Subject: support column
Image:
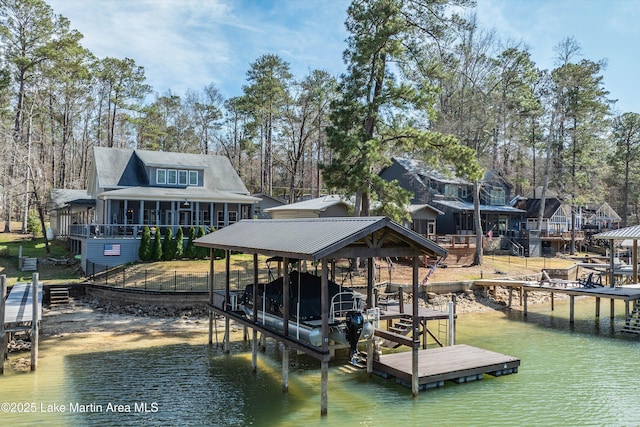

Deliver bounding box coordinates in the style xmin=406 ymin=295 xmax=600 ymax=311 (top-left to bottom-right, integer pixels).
xmin=321 ymin=259 xmax=329 ymax=417
xmin=31 ymin=273 xmax=39 ymax=371
xmin=224 ymin=250 xmax=230 ymax=353
xmin=208 ymin=248 xmax=214 ymax=345
xmin=139 ymin=200 xmax=144 ymax=225
xmin=0 ymin=275 xmax=6 ymax=375
xmin=569 ymin=295 xmax=575 ymax=323
xmin=551 ymin=292 xmax=554 ymax=311
xmin=523 ymin=290 xmax=528 ymax=316
xmin=412 ymin=256 xmax=419 ymax=398
xmin=610 ymin=299 xmax=615 ymax=319
xmin=282 ymin=257 xmax=289 ymax=393
xmin=282 ymin=344 xmax=289 ymax=392
xmin=596 ymin=297 xmax=601 ymax=317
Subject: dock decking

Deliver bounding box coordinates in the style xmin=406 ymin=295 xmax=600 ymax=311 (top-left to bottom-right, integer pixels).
xmin=4 ymin=282 xmax=43 ymax=328
xmin=373 ymin=344 xmax=520 ymax=390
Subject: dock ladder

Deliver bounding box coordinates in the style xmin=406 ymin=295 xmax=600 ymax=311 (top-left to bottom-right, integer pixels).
xmin=622 ymin=303 xmax=640 ymax=334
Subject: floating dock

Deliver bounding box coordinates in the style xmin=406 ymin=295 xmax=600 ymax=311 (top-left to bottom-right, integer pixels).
xmin=374 ymin=344 xmax=520 ymax=390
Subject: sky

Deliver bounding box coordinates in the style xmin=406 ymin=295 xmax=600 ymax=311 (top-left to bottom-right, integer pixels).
xmin=45 ymin=0 xmax=640 ymax=114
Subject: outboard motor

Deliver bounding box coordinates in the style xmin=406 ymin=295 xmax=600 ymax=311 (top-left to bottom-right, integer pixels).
xmin=345 ymin=311 xmax=364 ymax=364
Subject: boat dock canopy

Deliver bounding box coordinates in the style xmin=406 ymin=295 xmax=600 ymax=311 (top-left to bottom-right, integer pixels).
xmin=194 ymin=216 xmax=447 ymax=261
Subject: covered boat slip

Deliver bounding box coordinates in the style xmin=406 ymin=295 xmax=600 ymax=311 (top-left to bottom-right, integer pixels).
xmin=1 ymin=274 xmax=43 ymax=374
xmin=195 ymin=217 xmax=520 ymax=416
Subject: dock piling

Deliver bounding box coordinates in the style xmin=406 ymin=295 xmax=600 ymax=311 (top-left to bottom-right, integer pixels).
xmin=31 ymin=272 xmax=39 ymax=371
xmin=1 ymin=274 xmax=6 ymax=375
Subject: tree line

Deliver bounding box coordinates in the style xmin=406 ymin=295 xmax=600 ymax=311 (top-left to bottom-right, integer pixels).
xmin=1 ymin=0 xmax=639 ymax=245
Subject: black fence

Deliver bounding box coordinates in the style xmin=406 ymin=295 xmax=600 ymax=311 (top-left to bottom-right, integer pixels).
xmin=86 ymin=260 xmax=382 ymax=293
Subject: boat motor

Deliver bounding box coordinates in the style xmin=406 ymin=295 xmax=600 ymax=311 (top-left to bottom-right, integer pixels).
xmin=345 ymin=310 xmax=364 ymax=363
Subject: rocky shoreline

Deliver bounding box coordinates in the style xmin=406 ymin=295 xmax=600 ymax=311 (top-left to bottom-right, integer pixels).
xmin=5 ymin=287 xmax=562 ymax=353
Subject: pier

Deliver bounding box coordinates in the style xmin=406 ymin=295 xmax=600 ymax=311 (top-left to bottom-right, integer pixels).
xmin=1 ymin=273 xmax=43 ymax=374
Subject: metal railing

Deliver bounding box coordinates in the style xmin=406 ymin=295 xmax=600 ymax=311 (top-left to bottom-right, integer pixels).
xmin=69 ymin=224 xmax=213 ymax=239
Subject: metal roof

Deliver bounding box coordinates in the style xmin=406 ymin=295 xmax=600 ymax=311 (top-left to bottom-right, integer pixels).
xmin=264 ymin=195 xmax=350 ymax=212
xmin=99 ymin=186 xmax=260 ymax=204
xmin=594 ymin=225 xmax=640 ymax=240
xmin=432 ymin=200 xmax=526 ymax=214
xmin=194 ymin=216 xmax=447 ymax=261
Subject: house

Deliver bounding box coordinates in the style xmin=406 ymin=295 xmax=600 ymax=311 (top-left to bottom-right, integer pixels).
xmin=264 ymin=195 xmax=351 ymax=219
xmin=251 ymin=192 xmax=287 ymax=219
xmin=406 ymin=204 xmax=443 ymax=238
xmin=379 ymin=157 xmax=525 ymax=237
xmin=50 ymin=146 xmax=260 ymax=271
xmin=582 ymin=202 xmax=621 ymax=230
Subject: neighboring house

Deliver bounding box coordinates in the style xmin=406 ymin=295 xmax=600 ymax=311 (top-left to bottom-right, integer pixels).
xmin=50 ymin=146 xmax=260 ymax=271
xmin=582 ymin=202 xmax=621 ymax=230
xmin=407 ymin=204 xmax=443 ymax=238
xmin=49 ymin=189 xmax=95 ymax=237
xmin=379 ymin=157 xmax=525 ymax=236
xmin=265 ymin=195 xmax=351 ymax=219
xmin=251 ymin=192 xmax=287 ymax=219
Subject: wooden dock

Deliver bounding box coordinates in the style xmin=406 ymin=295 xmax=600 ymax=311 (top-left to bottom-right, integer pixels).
xmin=373 ymin=344 xmax=520 ymax=390
xmin=1 ymin=274 xmax=43 ymax=374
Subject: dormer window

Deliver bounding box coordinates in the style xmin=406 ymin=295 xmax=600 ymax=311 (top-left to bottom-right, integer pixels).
xmin=189 ymin=170 xmax=198 ymax=185
xmin=167 ymin=169 xmax=177 ymax=185
xmin=155 ymin=168 xmax=200 ymax=186
xmin=178 ymin=170 xmax=188 ymax=185
xmin=156 ymin=169 xmax=166 ymax=184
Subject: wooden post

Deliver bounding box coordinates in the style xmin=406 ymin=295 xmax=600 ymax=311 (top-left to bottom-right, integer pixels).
xmin=411 ymin=257 xmax=419 ymax=398
xmin=508 ymin=287 xmax=513 ymax=308
xmin=282 ymin=343 xmax=289 ymax=392
xmin=448 ymin=301 xmax=455 ymax=346
xmin=399 ymin=287 xmax=404 ymax=314
xmin=569 ymin=295 xmax=575 ymax=323
xmin=519 ymin=287 xmax=523 ymax=306
xmin=523 ymin=290 xmax=528 ymax=317
xmin=625 ymin=300 xmax=630 ymax=319
xmin=31 ymin=272 xmax=39 ymax=371
xmin=610 ymin=299 xmax=615 ymax=319
xmin=609 ymin=239 xmax=615 ymax=287
xmin=208 ymin=248 xmax=214 ymax=345
xmin=321 ymin=259 xmax=329 ymax=417
xmin=224 ymin=250 xmax=230 ymax=353
xmin=252 ymin=329 xmax=258 ymax=372
xmin=595 ymin=297 xmax=601 ymax=317
xmin=634 ymin=240 xmax=638 ymax=284
xmin=0 ymin=275 xmax=6 ymax=375
xmin=551 ymin=292 xmax=554 ymax=311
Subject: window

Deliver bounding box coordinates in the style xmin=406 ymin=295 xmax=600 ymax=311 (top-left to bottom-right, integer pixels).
xmin=228 ymin=211 xmax=238 ymax=224
xmin=178 ymin=170 xmax=188 ymax=185
xmin=444 ymin=184 xmax=458 ymax=197
xmin=188 ymin=170 xmax=198 ymax=186
xmin=156 ymin=169 xmax=166 ymax=184
xmin=167 ymin=169 xmax=177 ymax=185
xmin=490 ymin=188 xmax=505 ymax=205
xmin=217 ymin=211 xmax=225 ymax=229
xmin=459 ymin=186 xmax=468 ymax=198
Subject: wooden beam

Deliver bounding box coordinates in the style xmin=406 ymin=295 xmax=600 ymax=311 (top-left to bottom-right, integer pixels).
xmin=208 ymin=248 xmax=214 ymax=345
xmin=0 ymin=274 xmax=5 ymax=375
xmin=224 ymin=250 xmax=230 ymax=353
xmin=321 ymin=259 xmax=329 ymax=417
xmin=330 ymin=246 xmax=424 ymax=260
xmin=31 ymin=273 xmax=39 ymax=371
xmin=412 ymin=256 xmax=419 ymax=398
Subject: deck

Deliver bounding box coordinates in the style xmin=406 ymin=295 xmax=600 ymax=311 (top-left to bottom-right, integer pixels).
xmin=4 ymin=282 xmax=43 ymax=329
xmin=373 ymin=344 xmax=520 ymax=390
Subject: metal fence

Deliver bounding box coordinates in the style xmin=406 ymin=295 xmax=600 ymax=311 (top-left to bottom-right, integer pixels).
xmin=86 ymin=260 xmax=382 ymax=293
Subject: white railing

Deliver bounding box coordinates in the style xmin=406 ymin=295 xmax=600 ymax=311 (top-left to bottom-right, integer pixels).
xmin=68 ymin=223 xmax=214 ymax=239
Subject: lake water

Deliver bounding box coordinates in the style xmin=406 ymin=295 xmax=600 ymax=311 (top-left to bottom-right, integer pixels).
xmin=2 ymin=297 xmax=640 ymax=426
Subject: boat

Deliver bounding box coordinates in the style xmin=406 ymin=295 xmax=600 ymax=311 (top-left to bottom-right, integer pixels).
xmin=239 ymin=270 xmax=375 ymax=363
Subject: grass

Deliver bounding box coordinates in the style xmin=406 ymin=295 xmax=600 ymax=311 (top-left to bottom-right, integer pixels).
xmin=0 ymin=231 xmax=83 ymax=286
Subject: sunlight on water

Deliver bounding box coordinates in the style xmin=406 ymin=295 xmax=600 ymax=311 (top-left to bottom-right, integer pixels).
xmin=2 ymin=297 xmax=640 ymax=426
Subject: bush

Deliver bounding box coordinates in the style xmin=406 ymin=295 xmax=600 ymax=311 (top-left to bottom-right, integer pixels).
xmin=185 ymin=227 xmax=197 ymax=259
xmin=139 ymin=226 xmax=152 ymax=261
xmin=162 ymin=228 xmax=175 ymax=260
xmin=152 ymin=230 xmax=163 ymax=261
xmin=27 ymin=210 xmax=42 ymax=238
xmin=175 ymin=227 xmax=184 ymax=259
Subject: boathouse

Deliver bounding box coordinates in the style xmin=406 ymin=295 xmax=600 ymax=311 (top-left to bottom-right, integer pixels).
xmin=194 ymin=216 xmax=448 ymax=415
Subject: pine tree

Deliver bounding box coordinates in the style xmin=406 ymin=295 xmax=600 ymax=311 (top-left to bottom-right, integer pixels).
xmin=138 ymin=225 xmax=151 ymax=261
xmin=152 ymin=229 xmax=162 ymax=261
xmin=175 ymin=227 xmax=184 ymax=259
xmin=162 ymin=228 xmax=175 ymax=260
xmin=185 ymin=226 xmax=197 ymax=258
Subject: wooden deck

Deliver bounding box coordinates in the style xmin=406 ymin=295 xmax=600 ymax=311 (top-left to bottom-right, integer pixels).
xmin=373 ymin=344 xmax=520 ymax=390
xmin=4 ymin=282 xmax=43 ymax=328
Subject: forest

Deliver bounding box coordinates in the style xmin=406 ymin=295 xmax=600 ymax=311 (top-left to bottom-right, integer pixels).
xmin=1 ymin=0 xmax=639 ymax=235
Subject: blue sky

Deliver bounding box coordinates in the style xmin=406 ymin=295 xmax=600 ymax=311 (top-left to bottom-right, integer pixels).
xmin=46 ymin=0 xmax=640 ymax=114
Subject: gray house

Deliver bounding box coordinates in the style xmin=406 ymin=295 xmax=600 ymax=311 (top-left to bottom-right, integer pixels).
xmin=379 ymin=157 xmax=525 ymax=236
xmin=51 ymin=146 xmax=260 ymax=271
xmin=264 ymin=195 xmax=351 ymax=219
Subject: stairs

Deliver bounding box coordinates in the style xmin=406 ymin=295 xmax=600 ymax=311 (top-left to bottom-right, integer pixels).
xmin=383 ymin=319 xmax=415 ymax=348
xmin=622 ymin=304 xmax=640 ymax=334
xmin=49 ymin=286 xmax=70 ymax=306
xmin=20 ymin=257 xmax=37 ymax=271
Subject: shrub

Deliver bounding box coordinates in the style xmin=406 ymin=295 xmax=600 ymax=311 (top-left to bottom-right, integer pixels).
xmin=27 ymin=210 xmax=42 ymax=238
xmin=139 ymin=226 xmax=152 ymax=261
xmin=175 ymin=227 xmax=184 ymax=259
xmin=162 ymin=228 xmax=175 ymax=260
xmin=152 ymin=230 xmax=163 ymax=261
xmin=185 ymin=227 xmax=197 ymax=259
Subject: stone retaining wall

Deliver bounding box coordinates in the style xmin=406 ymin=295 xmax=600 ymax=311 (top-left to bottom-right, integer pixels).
xmin=86 ymin=285 xmax=208 ymax=309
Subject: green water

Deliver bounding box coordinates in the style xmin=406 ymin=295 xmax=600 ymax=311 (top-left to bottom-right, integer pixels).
xmin=2 ymin=298 xmax=640 ymax=426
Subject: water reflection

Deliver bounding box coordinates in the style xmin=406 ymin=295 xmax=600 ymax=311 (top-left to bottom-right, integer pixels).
xmin=2 ymin=297 xmax=640 ymax=426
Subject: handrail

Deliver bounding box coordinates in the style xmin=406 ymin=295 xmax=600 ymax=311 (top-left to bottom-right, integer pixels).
xmin=329 ymin=291 xmax=364 ymax=322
